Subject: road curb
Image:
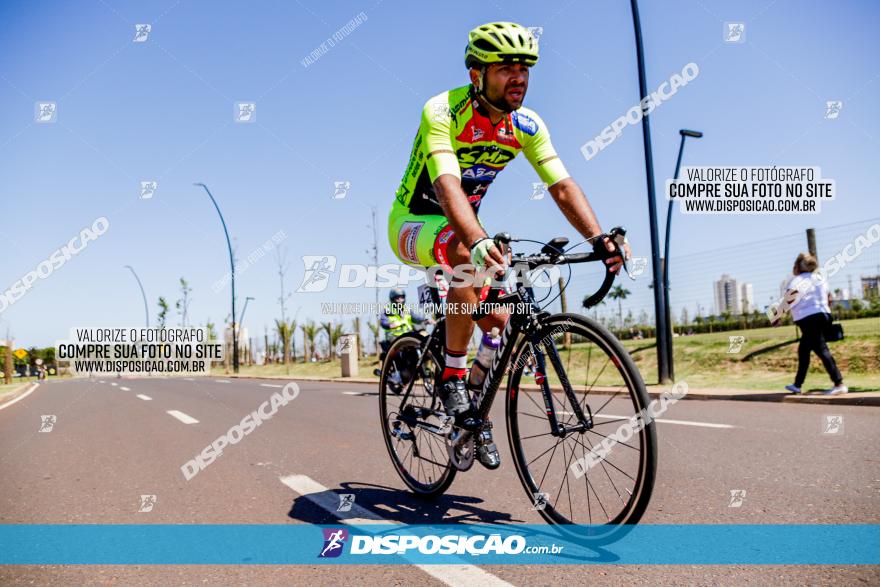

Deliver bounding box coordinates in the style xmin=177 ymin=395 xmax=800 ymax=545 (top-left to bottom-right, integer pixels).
xmin=0 ymin=382 xmax=40 ymax=411
xmin=225 ymin=374 xmax=880 ymax=406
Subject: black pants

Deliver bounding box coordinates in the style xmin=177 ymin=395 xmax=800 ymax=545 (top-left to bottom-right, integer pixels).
xmin=794 ymin=312 xmax=842 ymax=387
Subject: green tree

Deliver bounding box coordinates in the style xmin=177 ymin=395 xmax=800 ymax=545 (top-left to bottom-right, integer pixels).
xmin=274 ymin=319 xmax=296 ymax=364
xmin=301 ymin=321 xmax=318 ymax=362
xmin=175 ymin=278 xmax=192 ymax=327
xmin=157 ymin=297 xmax=170 ymax=328
xmin=367 ymin=321 xmax=380 ymax=357
xmin=205 ymin=319 xmax=217 ymax=342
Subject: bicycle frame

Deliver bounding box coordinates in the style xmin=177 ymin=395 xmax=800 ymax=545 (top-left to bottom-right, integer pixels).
xmin=473 ymin=283 xmax=594 ymax=438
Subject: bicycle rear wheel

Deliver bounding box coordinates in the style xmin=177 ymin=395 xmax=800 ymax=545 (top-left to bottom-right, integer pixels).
xmin=379 ymin=332 xmax=456 ymax=496
xmin=506 ymin=313 xmax=656 ymax=526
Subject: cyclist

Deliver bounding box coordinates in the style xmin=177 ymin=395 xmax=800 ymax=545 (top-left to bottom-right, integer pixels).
xmin=379 ymin=288 xmax=427 ymax=354
xmin=388 ymin=22 xmax=628 ymax=470
xmin=380 ymin=288 xmax=427 ymax=392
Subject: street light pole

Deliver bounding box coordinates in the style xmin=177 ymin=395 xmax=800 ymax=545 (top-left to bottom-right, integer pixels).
xmin=240 ymin=296 xmax=255 ymax=328
xmin=240 ymin=296 xmax=254 ymax=367
xmin=124 ymin=265 xmax=150 ymax=327
xmin=629 ymin=0 xmax=671 ymax=384
xmin=663 ymin=129 xmax=703 ymax=380
xmin=194 ymin=183 xmax=239 ymax=373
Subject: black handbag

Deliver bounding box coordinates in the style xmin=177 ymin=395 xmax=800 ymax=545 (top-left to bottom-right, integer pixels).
xmin=824 ymin=318 xmax=844 ymax=342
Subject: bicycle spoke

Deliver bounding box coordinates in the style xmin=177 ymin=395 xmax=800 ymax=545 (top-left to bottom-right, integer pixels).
xmin=526 ymin=437 xmax=563 ymax=468
xmin=586 ymin=428 xmax=641 ymax=451
xmin=574 ymin=434 xmax=636 ymax=483
xmin=536 ymin=438 xmax=562 ymax=492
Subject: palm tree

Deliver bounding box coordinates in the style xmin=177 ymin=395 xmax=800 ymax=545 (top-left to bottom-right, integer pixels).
xmin=367 ymin=321 xmax=380 ymax=358
xmin=301 ymin=321 xmax=318 ymax=362
xmin=320 ymin=321 xmax=333 ymax=360
xmin=720 ymin=310 xmax=732 ymax=326
xmin=274 ymin=319 xmax=296 ymax=364
xmin=331 ymin=323 xmax=344 ymax=359
xmin=608 ymin=285 xmax=631 ymax=329
xmin=156 ymin=297 xmax=170 ymax=328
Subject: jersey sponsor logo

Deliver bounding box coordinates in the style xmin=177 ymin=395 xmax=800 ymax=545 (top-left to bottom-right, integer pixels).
xmin=433 ymin=225 xmax=455 ymax=267
xmin=461 ymin=166 xmax=499 ymax=180
xmin=456 ymin=145 xmax=517 ymax=167
xmin=451 ymin=91 xmax=470 ymax=117
xmin=472 ymin=127 xmax=485 ymax=141
xmin=495 ymin=123 xmax=521 ymax=147
xmin=398 ymin=221 xmax=423 ymax=264
xmin=512 ymin=111 xmax=538 ymax=136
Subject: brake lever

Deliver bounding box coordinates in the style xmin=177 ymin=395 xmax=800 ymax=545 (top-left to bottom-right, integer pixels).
xmin=608 ymin=227 xmax=636 ymax=281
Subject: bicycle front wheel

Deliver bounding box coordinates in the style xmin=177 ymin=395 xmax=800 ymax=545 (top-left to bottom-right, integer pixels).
xmin=506 ymin=313 xmax=657 ymax=526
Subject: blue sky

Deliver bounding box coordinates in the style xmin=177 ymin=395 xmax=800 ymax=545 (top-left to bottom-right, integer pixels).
xmin=1 ymin=0 xmax=878 ymax=347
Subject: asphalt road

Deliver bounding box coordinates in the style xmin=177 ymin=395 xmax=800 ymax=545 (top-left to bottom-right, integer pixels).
xmin=0 ymin=377 xmax=877 ymax=586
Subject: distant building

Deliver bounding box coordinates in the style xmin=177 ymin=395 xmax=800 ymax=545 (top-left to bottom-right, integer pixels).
xmin=862 ymin=275 xmax=880 ymax=299
xmin=714 ymin=274 xmax=740 ymax=315
xmin=740 ymin=283 xmax=754 ymax=314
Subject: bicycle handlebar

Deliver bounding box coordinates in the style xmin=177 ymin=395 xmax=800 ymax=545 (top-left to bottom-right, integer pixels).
xmin=470 ymin=227 xmax=628 ymax=320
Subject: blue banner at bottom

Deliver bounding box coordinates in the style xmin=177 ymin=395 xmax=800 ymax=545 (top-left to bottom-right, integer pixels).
xmin=0 ymin=524 xmax=877 ymax=565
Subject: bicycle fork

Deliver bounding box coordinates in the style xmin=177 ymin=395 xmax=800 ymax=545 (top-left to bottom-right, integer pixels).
xmin=530 ymin=333 xmax=593 ymax=438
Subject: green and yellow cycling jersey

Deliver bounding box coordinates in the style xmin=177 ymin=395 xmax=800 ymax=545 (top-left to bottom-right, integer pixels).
xmin=394 ymin=84 xmax=569 ymax=216
xmin=389 ymin=84 xmax=570 ymax=267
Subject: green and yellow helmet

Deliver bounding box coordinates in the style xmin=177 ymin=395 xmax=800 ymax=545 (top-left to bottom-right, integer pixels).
xmin=464 ymin=22 xmax=539 ymax=69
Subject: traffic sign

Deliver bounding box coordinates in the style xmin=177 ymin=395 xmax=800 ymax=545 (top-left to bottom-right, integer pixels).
xmin=13 ymin=349 xmax=27 ymax=360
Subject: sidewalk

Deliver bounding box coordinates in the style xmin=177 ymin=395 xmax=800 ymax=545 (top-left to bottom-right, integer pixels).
xmin=227 ymin=374 xmax=880 ymax=406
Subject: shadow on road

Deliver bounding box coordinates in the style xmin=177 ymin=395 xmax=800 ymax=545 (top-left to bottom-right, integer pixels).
xmin=288 ymin=481 xmax=524 ymax=525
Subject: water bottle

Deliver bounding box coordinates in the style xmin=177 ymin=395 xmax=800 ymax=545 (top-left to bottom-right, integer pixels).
xmin=468 ymin=327 xmax=501 ymax=388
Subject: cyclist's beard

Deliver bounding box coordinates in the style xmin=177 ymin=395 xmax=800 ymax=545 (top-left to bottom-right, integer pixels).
xmin=482 ymin=82 xmax=526 ymax=113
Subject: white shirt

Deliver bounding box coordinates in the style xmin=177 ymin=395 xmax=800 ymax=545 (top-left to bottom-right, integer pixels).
xmin=786 ymin=272 xmax=830 ymax=322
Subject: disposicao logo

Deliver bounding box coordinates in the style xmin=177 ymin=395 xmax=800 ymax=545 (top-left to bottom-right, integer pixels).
xmin=319 ymin=528 xmax=348 ymax=558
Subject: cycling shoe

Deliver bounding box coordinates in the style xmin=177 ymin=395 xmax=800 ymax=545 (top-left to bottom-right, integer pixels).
xmin=475 ymin=420 xmax=501 ymax=470
xmin=440 ymin=377 xmax=470 ymax=416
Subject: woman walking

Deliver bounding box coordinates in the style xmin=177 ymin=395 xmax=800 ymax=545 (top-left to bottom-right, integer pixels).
xmin=781 ymin=253 xmax=847 ymax=395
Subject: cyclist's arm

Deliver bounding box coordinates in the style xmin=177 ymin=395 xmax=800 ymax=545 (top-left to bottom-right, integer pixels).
xmin=520 ymin=111 xmax=627 ymax=271
xmin=379 ymin=310 xmax=392 ymax=329
xmin=434 ymin=175 xmax=484 ymax=250
xmin=548 ymin=178 xmax=603 ymax=241
xmin=550 ymin=179 xmax=628 ymax=273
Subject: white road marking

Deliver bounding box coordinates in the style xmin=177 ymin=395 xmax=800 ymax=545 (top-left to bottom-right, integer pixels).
xmin=0 ymin=383 xmax=39 ymax=411
xmin=183 ymin=378 xmax=194 ymax=381
xmin=279 ymin=474 xmax=513 ymax=587
xmin=120 ymin=386 xmax=131 ymax=391
xmin=260 ymin=383 xmax=283 ymax=388
xmin=110 ymin=382 xmax=118 ymax=387
xmin=342 ymin=391 xmax=361 ymax=395
xmin=136 ymin=394 xmax=153 ymax=401
xmin=166 ymin=410 xmax=199 ymax=424
xmin=596 ymin=413 xmax=734 ymax=429
xmin=215 ymin=380 xmax=230 ymax=384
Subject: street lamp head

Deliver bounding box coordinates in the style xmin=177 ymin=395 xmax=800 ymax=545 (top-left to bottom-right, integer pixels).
xmin=680 ymin=129 xmax=703 ymax=138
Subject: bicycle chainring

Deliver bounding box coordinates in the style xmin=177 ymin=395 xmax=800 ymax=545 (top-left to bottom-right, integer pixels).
xmin=446 ymin=428 xmax=475 ymax=472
